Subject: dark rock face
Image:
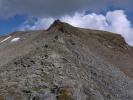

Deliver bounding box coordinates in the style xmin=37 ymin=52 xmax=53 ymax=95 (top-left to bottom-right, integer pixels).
xmin=0 ymin=20 xmax=133 ymax=100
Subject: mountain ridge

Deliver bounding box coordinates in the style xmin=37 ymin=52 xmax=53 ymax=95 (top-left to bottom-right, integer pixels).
xmin=0 ymin=20 xmax=133 ymax=100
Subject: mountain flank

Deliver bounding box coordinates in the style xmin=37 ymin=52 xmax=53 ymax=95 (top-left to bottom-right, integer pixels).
xmin=0 ymin=20 xmax=133 ymax=100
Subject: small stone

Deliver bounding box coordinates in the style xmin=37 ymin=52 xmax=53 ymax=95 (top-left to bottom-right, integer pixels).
xmin=44 ymin=44 xmax=48 ymax=48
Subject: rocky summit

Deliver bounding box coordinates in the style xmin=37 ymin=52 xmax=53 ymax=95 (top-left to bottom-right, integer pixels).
xmin=0 ymin=20 xmax=133 ymax=100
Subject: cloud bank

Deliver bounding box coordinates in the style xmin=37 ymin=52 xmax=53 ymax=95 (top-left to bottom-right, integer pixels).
xmin=19 ymin=10 xmax=133 ymax=46
xmin=0 ymin=0 xmax=133 ymax=18
xmin=0 ymin=0 xmax=105 ymax=18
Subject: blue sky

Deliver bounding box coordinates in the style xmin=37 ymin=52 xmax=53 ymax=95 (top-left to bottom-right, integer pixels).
xmin=0 ymin=0 xmax=133 ymax=45
xmin=0 ymin=15 xmax=27 ymax=35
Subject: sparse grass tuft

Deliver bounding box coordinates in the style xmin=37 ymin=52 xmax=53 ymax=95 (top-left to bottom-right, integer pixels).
xmin=57 ymin=88 xmax=73 ymax=100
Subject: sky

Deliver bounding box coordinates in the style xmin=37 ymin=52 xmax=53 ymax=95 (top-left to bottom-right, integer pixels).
xmin=0 ymin=0 xmax=133 ymax=45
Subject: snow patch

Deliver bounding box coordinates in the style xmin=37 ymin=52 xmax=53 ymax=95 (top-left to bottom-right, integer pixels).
xmin=11 ymin=37 xmax=20 ymax=42
xmin=0 ymin=36 xmax=12 ymax=43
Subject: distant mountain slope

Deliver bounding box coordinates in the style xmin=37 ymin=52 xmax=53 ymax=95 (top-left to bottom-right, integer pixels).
xmin=0 ymin=20 xmax=133 ymax=100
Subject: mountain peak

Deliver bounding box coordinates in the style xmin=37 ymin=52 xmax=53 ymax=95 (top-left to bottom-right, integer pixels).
xmin=52 ymin=19 xmax=62 ymax=25
xmin=47 ymin=20 xmax=72 ymax=32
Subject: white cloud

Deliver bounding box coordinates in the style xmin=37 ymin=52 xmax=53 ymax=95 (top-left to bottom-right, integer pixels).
xmin=19 ymin=18 xmax=54 ymax=31
xmin=61 ymin=12 xmax=108 ymax=30
xmin=19 ymin=10 xmax=133 ymax=46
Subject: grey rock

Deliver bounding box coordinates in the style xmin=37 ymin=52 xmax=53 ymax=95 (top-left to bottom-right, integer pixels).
xmin=0 ymin=20 xmax=133 ymax=100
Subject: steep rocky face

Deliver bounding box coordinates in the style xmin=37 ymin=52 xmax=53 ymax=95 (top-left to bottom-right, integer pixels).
xmin=0 ymin=20 xmax=133 ymax=100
